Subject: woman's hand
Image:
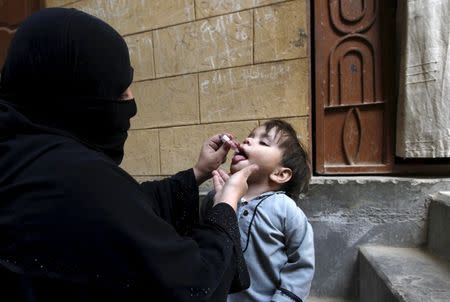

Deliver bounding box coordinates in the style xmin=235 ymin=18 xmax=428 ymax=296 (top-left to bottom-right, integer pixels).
xmin=193 ymin=133 xmax=237 ymax=185
xmin=212 ymin=164 xmax=259 ymax=211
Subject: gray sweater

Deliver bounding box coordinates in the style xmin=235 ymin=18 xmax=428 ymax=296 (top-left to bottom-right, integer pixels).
xmin=227 ymin=191 xmax=315 ymax=302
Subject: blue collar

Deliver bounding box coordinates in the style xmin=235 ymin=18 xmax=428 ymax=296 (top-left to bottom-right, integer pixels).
xmin=240 ymin=191 xmax=285 ymax=204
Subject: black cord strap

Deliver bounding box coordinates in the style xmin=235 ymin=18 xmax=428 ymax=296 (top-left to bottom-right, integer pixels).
xmin=241 ymin=192 xmax=283 ymax=253
xmin=279 ymin=288 xmax=303 ymax=302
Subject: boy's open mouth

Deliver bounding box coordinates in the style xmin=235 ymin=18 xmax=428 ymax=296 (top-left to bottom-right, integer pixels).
xmin=231 ymin=147 xmax=247 ymax=164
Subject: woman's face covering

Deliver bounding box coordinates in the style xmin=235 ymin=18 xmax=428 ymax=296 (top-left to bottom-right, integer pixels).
xmin=0 ymin=8 xmax=137 ymax=164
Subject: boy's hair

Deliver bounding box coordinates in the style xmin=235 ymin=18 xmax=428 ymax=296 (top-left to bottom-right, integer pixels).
xmin=262 ymin=119 xmax=311 ymax=201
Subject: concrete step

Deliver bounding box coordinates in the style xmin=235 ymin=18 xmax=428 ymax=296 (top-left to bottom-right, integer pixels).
xmin=359 ymin=246 xmax=450 ymax=302
xmin=428 ymin=191 xmax=450 ymax=261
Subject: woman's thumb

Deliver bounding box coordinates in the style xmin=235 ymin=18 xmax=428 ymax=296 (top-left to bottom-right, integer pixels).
xmin=240 ymin=164 xmax=259 ymax=180
xmin=216 ymin=140 xmax=231 ymax=158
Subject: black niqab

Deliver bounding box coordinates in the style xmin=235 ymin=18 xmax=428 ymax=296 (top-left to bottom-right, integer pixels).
xmin=0 ymin=7 xmax=136 ymax=164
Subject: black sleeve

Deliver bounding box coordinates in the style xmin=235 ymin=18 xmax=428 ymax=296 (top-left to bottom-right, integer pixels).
xmin=139 ymin=169 xmax=199 ymax=235
xmin=199 ymin=190 xmax=215 ymax=223
xmin=200 ymin=190 xmax=249 ymax=294
xmin=52 ymin=159 xmax=249 ymax=301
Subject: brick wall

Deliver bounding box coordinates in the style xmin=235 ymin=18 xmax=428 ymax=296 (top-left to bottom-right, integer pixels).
xmin=45 ymin=0 xmax=311 ymax=182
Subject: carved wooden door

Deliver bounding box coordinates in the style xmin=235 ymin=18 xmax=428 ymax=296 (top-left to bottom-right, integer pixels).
xmin=0 ymin=0 xmax=41 ymax=68
xmin=314 ymin=0 xmax=396 ymax=174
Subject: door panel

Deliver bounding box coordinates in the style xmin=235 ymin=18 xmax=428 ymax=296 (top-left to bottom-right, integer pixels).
xmin=314 ymin=0 xmax=396 ymax=174
xmin=0 ymin=0 xmax=41 ymax=68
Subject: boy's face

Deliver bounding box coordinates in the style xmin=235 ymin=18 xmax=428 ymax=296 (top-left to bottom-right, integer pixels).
xmin=230 ymin=126 xmax=284 ymax=179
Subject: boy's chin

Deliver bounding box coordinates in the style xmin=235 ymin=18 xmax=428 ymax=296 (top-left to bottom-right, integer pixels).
xmin=230 ymin=163 xmax=245 ymax=174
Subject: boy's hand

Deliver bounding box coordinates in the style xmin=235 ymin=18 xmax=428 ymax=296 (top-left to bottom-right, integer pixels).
xmin=212 ymin=164 xmax=259 ymax=211
xmin=193 ymin=133 xmax=236 ymax=184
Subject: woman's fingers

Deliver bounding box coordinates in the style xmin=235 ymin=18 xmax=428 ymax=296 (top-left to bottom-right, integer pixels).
xmin=237 ymin=164 xmax=259 ymax=181
xmin=207 ymin=134 xmax=222 ymax=151
xmin=217 ymin=168 xmax=230 ymax=182
xmin=216 ymin=170 xmax=226 ymax=187
xmin=212 ymin=170 xmax=224 ymax=193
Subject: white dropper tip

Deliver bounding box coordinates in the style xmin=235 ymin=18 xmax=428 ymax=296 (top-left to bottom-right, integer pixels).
xmin=221 ymin=134 xmax=239 ymax=151
xmin=221 ymin=134 xmax=231 ymax=143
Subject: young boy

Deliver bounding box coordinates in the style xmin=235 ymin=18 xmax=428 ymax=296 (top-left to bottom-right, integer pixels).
xmin=202 ymin=119 xmax=315 ymax=302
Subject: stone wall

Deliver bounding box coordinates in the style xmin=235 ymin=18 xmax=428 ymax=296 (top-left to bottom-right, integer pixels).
xmin=45 ymin=0 xmax=311 ymax=179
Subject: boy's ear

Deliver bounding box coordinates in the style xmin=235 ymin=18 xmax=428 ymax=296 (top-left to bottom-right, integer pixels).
xmin=269 ymin=167 xmax=292 ymax=184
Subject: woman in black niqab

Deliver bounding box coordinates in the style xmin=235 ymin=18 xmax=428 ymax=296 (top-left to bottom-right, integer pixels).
xmin=0 ymin=7 xmax=136 ymax=164
xmin=0 ymin=8 xmax=252 ymax=302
